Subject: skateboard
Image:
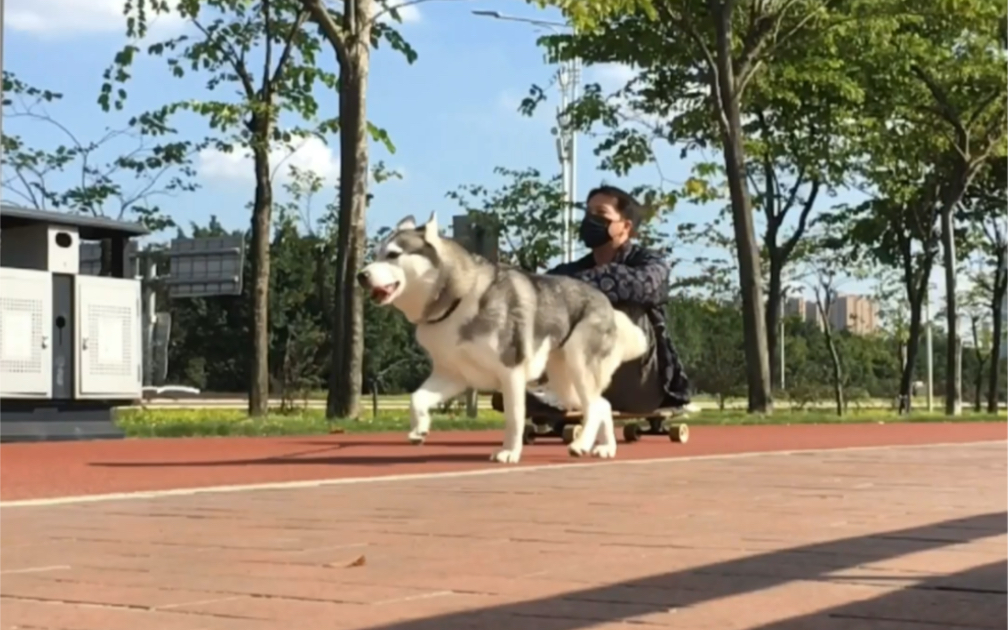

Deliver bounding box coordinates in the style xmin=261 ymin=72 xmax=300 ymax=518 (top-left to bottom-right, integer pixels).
xmin=523 ymin=407 xmax=692 ymax=446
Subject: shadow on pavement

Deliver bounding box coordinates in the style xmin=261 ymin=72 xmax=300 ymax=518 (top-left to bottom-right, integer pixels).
xmin=744 ymin=559 xmax=1006 ymax=630
xmin=354 ymin=511 xmax=1007 ymax=630
xmin=88 ymin=449 xmax=494 ymax=468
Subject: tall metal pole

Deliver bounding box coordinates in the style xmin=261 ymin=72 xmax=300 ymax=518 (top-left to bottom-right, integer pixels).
xmin=567 ymin=57 xmax=580 ymax=263
xmin=555 ymin=62 xmax=572 ymax=263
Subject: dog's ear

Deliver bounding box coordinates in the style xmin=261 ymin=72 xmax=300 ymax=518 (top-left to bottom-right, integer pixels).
xmin=396 ymin=215 xmax=417 ymax=231
xmin=423 ymin=212 xmax=439 ymax=241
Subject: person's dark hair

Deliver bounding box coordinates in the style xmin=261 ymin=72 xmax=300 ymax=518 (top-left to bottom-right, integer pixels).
xmin=586 ymin=185 xmax=645 ymax=229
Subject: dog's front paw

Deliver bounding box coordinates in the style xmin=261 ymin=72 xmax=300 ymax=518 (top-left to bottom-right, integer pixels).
xmin=591 ymin=443 xmax=617 ymax=459
xmin=567 ymin=440 xmax=591 ymax=458
xmin=490 ymin=449 xmax=522 ymax=464
xmin=407 ymin=430 xmax=427 ymax=445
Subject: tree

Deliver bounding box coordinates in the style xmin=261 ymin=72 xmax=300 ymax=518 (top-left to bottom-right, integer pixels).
xmin=830 ymin=191 xmax=940 ymax=414
xmin=446 ymin=166 xmax=567 ymax=272
xmin=166 ymin=218 xmax=252 ymax=392
xmin=270 ymin=171 xmax=334 ymax=409
xmin=842 ymin=0 xmax=1006 ymax=415
xmin=667 ymin=296 xmax=747 ymax=408
xmin=806 ymin=242 xmax=847 ymax=416
xmin=2 ymin=71 xmax=200 ymax=273
xmin=526 ymin=0 xmax=865 ymax=413
xmin=102 ymin=0 xmax=339 ymax=416
xmin=299 ymin=0 xmax=417 ymax=420
xmin=742 ymin=27 xmax=867 ymax=392
xmin=960 ymin=279 xmax=993 ymax=412
xmin=963 ymin=160 xmax=1008 ymax=412
xmin=867 ymin=264 xmax=913 ymax=389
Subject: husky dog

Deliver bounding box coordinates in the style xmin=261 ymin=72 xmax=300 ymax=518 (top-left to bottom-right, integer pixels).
xmin=356 ymin=213 xmax=648 ymax=464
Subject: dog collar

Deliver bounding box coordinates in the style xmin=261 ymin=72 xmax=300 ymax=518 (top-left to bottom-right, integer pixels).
xmin=424 ymin=297 xmax=462 ymax=325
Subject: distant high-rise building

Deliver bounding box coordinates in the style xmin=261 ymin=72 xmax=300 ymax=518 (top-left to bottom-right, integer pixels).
xmin=790 ymin=294 xmax=878 ymax=335
xmin=783 ymin=297 xmax=809 ymax=319
xmin=830 ymin=294 xmax=878 ymax=335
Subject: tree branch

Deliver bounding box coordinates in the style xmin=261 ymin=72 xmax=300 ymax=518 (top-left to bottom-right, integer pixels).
xmin=736 ymin=0 xmax=835 ymax=96
xmin=910 ymin=64 xmax=968 ymax=156
xmin=262 ymin=0 xmax=274 ymax=98
xmin=271 ymin=11 xmax=311 ymax=86
xmin=302 ymin=0 xmax=348 ymax=66
xmin=658 ymin=2 xmax=722 ymax=107
xmin=780 ymin=179 xmax=820 ymax=262
xmin=191 ymin=19 xmax=257 ymax=99
xmin=965 ymin=88 xmax=1003 ymax=131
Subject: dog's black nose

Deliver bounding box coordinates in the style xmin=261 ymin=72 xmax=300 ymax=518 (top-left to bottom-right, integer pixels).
xmin=356 ymin=270 xmax=370 ymax=287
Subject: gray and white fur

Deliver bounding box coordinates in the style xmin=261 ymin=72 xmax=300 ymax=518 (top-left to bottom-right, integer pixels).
xmin=356 ymin=212 xmax=648 ymax=464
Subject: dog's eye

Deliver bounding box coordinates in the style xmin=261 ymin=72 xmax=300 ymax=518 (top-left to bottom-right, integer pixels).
xmin=386 ymin=251 xmax=400 ymax=260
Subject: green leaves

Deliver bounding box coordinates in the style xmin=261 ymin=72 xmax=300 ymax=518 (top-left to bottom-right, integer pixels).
xmin=99 ymin=0 xmax=340 ymax=151
xmin=446 ymin=166 xmax=568 ymax=272
xmin=2 ymin=71 xmax=200 ymax=229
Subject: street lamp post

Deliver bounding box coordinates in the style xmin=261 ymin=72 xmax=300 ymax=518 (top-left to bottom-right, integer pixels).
xmin=472 ymin=10 xmax=579 ymax=263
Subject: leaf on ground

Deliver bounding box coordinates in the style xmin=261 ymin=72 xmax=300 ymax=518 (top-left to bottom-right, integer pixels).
xmin=347 ymin=555 xmax=366 ymax=567
xmin=324 ymin=554 xmax=366 ymax=568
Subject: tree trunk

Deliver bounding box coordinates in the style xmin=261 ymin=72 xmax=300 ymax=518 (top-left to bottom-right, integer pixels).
xmin=823 ymin=327 xmax=844 ymax=416
xmin=899 ymin=296 xmax=925 ymax=415
xmin=248 ymin=142 xmax=273 ymax=417
xmin=940 ymin=205 xmax=961 ymax=416
xmin=327 ymin=14 xmax=371 ymax=420
xmin=988 ymin=269 xmax=1006 ymax=413
xmin=712 ymin=13 xmax=772 ymax=414
xmin=766 ymin=256 xmax=783 ymax=393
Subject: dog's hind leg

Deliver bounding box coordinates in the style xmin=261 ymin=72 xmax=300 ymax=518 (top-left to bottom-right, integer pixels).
xmin=543 ymin=353 xmax=579 ymax=410
xmin=590 ymin=397 xmax=616 ymax=459
xmin=563 ymin=351 xmax=619 ymax=459
xmin=564 ymin=366 xmax=609 ymax=458
xmin=409 ymin=372 xmax=466 ymax=444
xmin=491 ymin=369 xmax=527 ymax=464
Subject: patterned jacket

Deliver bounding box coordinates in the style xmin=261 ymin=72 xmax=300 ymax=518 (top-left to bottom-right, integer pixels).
xmin=548 ymin=243 xmax=691 ymax=407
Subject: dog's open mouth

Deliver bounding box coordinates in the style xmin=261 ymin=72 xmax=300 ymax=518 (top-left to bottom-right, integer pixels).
xmin=369 ymin=282 xmax=400 ymax=304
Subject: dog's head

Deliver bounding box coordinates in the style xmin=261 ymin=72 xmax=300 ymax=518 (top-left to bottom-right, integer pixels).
xmin=356 ymin=212 xmax=441 ymax=308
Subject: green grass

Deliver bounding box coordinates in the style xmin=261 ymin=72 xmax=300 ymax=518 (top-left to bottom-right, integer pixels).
xmin=115 ymin=406 xmax=1005 ymax=439
xmin=115 ymin=407 xmax=505 ymax=438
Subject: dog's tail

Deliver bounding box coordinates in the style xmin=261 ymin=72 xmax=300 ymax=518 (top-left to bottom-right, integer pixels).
xmin=613 ymin=310 xmax=649 ymax=363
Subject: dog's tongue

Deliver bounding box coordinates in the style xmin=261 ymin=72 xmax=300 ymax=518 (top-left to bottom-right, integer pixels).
xmin=370 ymin=285 xmax=393 ymax=301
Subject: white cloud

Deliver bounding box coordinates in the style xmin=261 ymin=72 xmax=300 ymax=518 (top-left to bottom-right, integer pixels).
xmin=198 ymin=135 xmax=340 ymax=186
xmin=7 ymin=0 xmax=183 ymax=37
xmin=374 ymin=0 xmax=421 ymax=24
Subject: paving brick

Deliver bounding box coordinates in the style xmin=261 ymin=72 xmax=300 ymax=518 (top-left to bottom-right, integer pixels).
xmin=2 ymin=441 xmax=1005 ymax=630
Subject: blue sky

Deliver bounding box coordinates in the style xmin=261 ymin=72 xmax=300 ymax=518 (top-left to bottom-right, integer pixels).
xmin=3 ymin=0 xmax=898 ymax=302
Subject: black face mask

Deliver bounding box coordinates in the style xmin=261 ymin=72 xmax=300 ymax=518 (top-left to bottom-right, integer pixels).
xmin=579 ymin=214 xmax=612 ymax=249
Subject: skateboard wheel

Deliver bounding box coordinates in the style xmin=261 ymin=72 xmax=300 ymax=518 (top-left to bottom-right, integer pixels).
xmin=522 ymin=425 xmax=537 ymax=445
xmin=622 ymin=423 xmax=641 ymax=443
xmin=669 ymin=423 xmax=689 ymax=444
xmin=562 ymin=424 xmax=582 ymax=445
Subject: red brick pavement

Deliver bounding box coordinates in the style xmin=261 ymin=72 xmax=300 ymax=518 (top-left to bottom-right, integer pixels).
xmin=1 ymin=422 xmax=1005 ymax=501
xmin=1 ymin=439 xmax=1006 ymax=630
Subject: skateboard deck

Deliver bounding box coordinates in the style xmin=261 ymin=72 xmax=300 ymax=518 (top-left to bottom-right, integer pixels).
xmin=524 ymin=407 xmax=693 ymax=445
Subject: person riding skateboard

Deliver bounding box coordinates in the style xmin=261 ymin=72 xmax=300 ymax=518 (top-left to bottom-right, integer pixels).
xmin=492 ymin=184 xmax=692 ymax=415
